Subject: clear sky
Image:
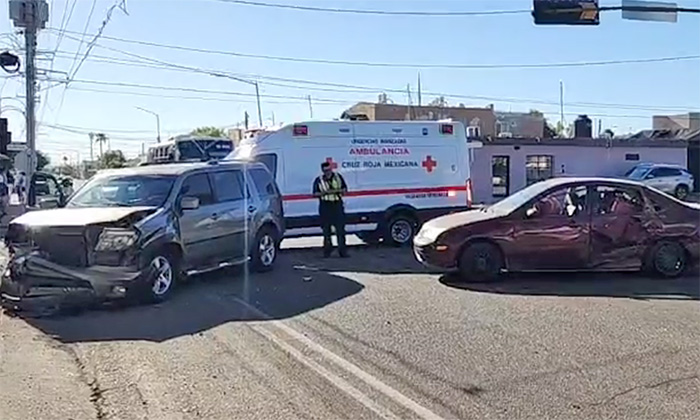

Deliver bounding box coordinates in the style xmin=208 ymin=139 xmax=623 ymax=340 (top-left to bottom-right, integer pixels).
xmin=1 ymin=0 xmax=699 ymax=164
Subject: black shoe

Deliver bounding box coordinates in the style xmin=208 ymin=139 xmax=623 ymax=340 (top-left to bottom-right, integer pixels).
xmin=339 ymin=252 xmax=349 ymax=258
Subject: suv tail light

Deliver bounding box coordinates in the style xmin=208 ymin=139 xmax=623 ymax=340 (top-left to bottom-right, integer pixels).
xmin=440 ymin=124 xmax=454 ymax=135
xmin=293 ymin=125 xmax=308 ymax=136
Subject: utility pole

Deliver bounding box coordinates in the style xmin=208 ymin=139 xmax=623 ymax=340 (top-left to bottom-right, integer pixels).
xmin=417 ymin=72 xmax=422 ymax=107
xmin=254 ymin=81 xmax=262 ymax=128
xmin=88 ymin=132 xmax=94 ymax=162
xmin=406 ymin=84 xmax=412 ymax=121
xmin=9 ymin=0 xmax=48 ymax=181
xmin=307 ymin=95 xmax=313 ymax=119
xmin=559 ymin=80 xmax=565 ymax=127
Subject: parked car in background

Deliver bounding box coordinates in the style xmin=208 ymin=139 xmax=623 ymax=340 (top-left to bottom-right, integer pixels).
xmin=414 ymin=177 xmax=700 ymax=281
xmin=1 ymin=161 xmax=284 ymax=313
xmin=625 ymin=163 xmax=694 ymax=200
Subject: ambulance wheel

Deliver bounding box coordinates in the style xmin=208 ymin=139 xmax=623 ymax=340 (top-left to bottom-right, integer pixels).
xmin=386 ymin=213 xmax=417 ymax=247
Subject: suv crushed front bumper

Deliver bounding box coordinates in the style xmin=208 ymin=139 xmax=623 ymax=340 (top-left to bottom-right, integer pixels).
xmin=0 ymin=251 xmax=143 ymax=314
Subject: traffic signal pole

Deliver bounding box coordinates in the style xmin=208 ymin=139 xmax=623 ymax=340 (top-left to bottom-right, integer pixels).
xmin=24 ymin=19 xmax=36 ymax=180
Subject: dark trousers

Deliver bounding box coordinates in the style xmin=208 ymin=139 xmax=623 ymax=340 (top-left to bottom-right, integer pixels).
xmin=319 ymin=201 xmax=347 ymax=256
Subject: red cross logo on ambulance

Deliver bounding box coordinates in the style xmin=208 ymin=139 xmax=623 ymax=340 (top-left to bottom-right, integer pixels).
xmin=324 ymin=157 xmax=338 ymax=170
xmin=422 ymin=155 xmax=437 ymax=173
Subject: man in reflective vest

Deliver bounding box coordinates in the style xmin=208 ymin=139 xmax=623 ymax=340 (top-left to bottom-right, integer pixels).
xmin=312 ymin=161 xmax=348 ymax=258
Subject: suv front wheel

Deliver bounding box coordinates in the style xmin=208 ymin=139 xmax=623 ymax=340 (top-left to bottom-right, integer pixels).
xmin=251 ymin=226 xmax=279 ymax=272
xmin=674 ymin=184 xmax=690 ymax=200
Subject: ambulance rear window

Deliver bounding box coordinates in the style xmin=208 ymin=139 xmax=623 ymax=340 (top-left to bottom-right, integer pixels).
xmin=254 ymin=153 xmax=278 ymax=178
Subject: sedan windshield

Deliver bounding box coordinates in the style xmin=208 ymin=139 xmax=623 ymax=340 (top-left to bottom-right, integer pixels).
xmin=67 ymin=175 xmax=176 ymax=208
xmin=488 ymin=181 xmax=557 ymax=214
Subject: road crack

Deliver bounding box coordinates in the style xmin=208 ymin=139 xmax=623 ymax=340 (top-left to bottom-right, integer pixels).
xmin=591 ymin=374 xmax=700 ymax=406
xmin=50 ymin=342 xmax=109 ymax=420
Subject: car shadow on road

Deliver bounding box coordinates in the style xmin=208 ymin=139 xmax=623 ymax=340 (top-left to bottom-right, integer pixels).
xmin=22 ymin=255 xmax=364 ymax=343
xmin=283 ymin=244 xmax=430 ymax=275
xmin=439 ymin=269 xmax=700 ymax=301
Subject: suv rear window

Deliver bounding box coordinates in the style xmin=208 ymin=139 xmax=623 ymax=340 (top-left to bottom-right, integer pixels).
xmin=211 ymin=170 xmax=246 ymax=202
xmin=650 ymin=167 xmax=682 ymax=177
xmin=249 ymin=167 xmax=278 ymax=196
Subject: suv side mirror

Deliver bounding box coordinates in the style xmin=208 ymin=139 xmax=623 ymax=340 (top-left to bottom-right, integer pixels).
xmin=645 ymin=173 xmax=655 ymax=180
xmin=180 ymin=196 xmax=200 ymax=210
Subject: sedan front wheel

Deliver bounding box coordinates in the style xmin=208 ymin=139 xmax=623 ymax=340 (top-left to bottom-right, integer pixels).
xmin=458 ymin=242 xmax=504 ymax=282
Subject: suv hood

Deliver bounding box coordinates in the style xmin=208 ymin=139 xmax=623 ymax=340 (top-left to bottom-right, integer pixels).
xmin=10 ymin=206 xmax=157 ymax=228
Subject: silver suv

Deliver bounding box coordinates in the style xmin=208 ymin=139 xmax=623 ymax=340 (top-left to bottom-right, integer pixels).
xmin=1 ymin=160 xmax=284 ymax=313
xmin=625 ymin=163 xmax=695 ymax=200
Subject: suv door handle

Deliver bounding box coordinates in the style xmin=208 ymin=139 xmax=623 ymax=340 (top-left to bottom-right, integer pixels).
xmin=211 ymin=212 xmax=219 ymax=221
xmin=248 ymin=206 xmax=256 ymax=213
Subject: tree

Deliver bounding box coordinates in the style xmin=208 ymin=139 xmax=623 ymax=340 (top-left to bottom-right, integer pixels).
xmin=100 ymin=149 xmax=127 ymax=169
xmin=529 ymin=109 xmax=544 ymax=117
xmin=94 ymin=133 xmax=108 ymax=157
xmin=191 ymin=126 xmax=226 ymax=137
xmin=428 ymin=96 xmax=448 ymax=107
xmin=36 ymin=150 xmax=50 ymax=171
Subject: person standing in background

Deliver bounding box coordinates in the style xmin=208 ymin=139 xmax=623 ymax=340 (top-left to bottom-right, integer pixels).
xmin=312 ymin=161 xmax=348 ymax=258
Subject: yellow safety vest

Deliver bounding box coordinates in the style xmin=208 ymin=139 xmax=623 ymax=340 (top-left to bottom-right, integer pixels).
xmin=319 ymin=174 xmax=342 ymax=202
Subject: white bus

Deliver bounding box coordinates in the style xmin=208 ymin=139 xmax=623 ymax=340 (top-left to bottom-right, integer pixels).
xmin=146 ymin=135 xmax=234 ymax=164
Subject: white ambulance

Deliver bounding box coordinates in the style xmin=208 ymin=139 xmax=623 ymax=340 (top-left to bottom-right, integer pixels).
xmin=230 ymin=120 xmax=482 ymax=246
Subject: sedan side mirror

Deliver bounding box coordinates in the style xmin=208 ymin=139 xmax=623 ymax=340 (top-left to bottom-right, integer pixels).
xmin=180 ymin=196 xmax=200 ymax=211
xmin=645 ymin=174 xmax=655 ymax=180
xmin=525 ymin=205 xmax=538 ymax=218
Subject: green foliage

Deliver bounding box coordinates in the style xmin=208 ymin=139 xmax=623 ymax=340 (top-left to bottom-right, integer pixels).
xmin=100 ymin=150 xmax=127 ymax=169
xmin=191 ymin=126 xmax=226 ymax=138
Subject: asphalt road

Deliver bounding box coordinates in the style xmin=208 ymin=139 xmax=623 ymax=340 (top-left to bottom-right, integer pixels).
xmin=1 ymin=237 xmax=699 ymax=420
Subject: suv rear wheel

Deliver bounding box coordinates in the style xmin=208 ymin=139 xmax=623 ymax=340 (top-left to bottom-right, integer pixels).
xmin=251 ymin=226 xmax=279 ymax=272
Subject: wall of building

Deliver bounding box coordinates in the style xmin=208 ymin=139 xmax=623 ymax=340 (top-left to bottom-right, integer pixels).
xmin=653 ymin=113 xmax=700 ymax=131
xmin=470 ymin=143 xmax=688 ymax=204
xmin=495 ymin=112 xmax=545 ymax=138
xmin=343 ymin=103 xmax=497 ymax=137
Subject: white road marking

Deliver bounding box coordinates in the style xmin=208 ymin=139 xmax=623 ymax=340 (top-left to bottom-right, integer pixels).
xmin=225 ymin=295 xmax=447 ymax=420
xmin=250 ymin=322 xmax=402 ymax=420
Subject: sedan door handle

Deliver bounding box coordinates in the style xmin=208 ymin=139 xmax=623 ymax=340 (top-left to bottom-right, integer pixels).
xmin=248 ymin=206 xmax=256 ymax=213
xmin=211 ymin=213 xmax=219 ymax=221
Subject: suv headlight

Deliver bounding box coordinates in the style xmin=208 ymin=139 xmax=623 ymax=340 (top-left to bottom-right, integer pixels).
xmin=95 ymin=228 xmax=138 ymax=252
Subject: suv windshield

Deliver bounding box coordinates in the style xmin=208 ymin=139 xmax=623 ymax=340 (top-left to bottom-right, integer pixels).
xmin=626 ymin=165 xmax=650 ymax=180
xmin=67 ymin=175 xmax=176 ymax=208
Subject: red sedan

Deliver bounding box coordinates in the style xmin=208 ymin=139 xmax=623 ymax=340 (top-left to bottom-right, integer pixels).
xmin=414 ymin=177 xmax=700 ymax=281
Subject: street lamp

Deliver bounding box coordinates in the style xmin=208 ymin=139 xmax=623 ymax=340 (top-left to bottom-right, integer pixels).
xmin=135 ymin=106 xmax=161 ymax=143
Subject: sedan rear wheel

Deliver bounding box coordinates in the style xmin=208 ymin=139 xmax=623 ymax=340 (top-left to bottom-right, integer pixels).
xmin=458 ymin=242 xmax=504 ymax=282
xmin=649 ymin=241 xmax=687 ymax=278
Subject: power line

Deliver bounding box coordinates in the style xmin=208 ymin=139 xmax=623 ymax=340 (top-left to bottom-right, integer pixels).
xmin=47 ymin=27 xmax=700 ymax=70
xmin=211 ymin=0 xmax=530 ymax=16
xmin=41 ymin=77 xmax=670 ymax=120
xmin=48 ymin=48 xmax=700 ymax=113
xmin=67 ymin=0 xmax=99 ymax=77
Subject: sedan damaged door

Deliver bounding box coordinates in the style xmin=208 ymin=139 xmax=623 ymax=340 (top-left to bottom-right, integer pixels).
xmin=507 ymin=184 xmax=591 ymax=271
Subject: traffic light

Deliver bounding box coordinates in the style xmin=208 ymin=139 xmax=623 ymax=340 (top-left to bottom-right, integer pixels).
xmin=0 ymin=118 xmax=8 ymax=155
xmin=533 ymin=0 xmax=600 ymax=25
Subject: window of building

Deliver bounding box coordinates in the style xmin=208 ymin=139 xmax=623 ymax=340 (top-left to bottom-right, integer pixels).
xmin=211 ymin=171 xmax=245 ymax=202
xmin=625 ymin=153 xmax=640 ymax=161
xmin=526 ymin=155 xmax=554 ymax=185
xmin=180 ymin=173 xmax=214 ymax=205
xmin=491 ymin=156 xmax=510 ymax=197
